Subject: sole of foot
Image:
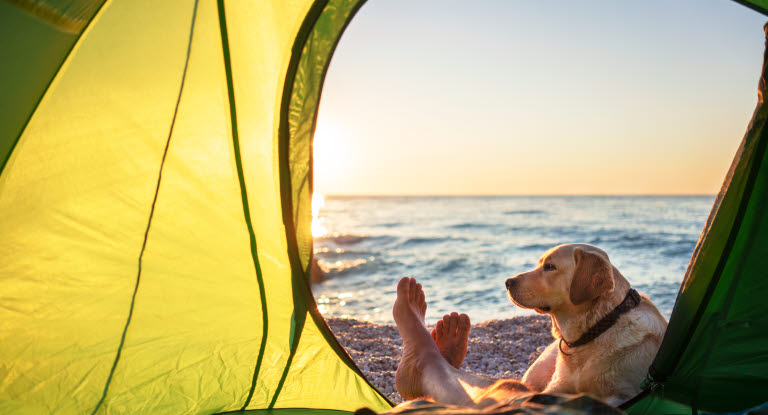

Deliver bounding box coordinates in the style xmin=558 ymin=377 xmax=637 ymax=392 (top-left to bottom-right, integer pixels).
xmin=393 ymin=277 xmax=439 ymax=400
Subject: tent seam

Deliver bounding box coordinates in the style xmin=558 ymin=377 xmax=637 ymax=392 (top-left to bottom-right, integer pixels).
xmin=90 ymin=0 xmax=200 ymax=413
xmin=0 ymin=0 xmax=111 ymax=179
xmin=214 ymin=1 xmax=270 ymax=411
xmin=267 ymin=310 xmax=307 ymax=409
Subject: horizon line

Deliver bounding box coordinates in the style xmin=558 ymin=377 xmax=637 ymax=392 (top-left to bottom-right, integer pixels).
xmin=317 ymin=193 xmax=718 ymax=197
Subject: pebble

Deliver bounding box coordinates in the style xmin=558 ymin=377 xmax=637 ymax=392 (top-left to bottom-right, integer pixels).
xmin=326 ymin=315 xmax=552 ymax=404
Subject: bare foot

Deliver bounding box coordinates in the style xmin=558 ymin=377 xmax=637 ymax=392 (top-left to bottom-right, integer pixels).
xmin=393 ymin=277 xmax=443 ymax=400
xmin=431 ymin=312 xmax=470 ymax=369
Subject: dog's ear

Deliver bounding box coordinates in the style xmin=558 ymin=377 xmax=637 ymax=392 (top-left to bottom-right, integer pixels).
xmin=569 ymin=248 xmax=614 ymax=305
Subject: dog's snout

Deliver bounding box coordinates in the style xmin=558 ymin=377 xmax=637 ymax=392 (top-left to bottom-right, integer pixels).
xmin=505 ymin=278 xmax=516 ymax=290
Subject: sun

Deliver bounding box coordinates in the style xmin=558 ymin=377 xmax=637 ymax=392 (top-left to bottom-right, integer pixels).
xmin=312 ymin=118 xmax=350 ymax=194
xmin=311 ymin=118 xmax=351 ymax=238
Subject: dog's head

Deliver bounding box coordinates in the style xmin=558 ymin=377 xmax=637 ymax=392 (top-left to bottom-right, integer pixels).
xmin=505 ymin=244 xmax=615 ymax=314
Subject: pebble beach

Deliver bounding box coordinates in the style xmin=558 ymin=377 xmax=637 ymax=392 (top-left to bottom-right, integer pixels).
xmin=326 ymin=315 xmax=553 ymax=404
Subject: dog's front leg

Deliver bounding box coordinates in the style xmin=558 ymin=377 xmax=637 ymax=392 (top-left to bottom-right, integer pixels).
xmin=541 ymin=351 xmax=578 ymax=395
xmin=522 ymin=341 xmax=558 ymax=392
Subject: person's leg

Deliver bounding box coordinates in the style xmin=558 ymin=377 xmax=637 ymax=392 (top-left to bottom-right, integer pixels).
xmin=431 ymin=312 xmax=470 ymax=369
xmin=393 ymin=278 xmax=528 ymax=407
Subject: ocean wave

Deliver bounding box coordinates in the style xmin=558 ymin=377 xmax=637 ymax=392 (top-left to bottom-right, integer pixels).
xmin=589 ymin=234 xmax=653 ymax=248
xmin=330 ymin=234 xmax=370 ymax=245
xmin=503 ymin=209 xmax=547 ymax=216
xmin=660 ymin=241 xmax=697 ymax=257
xmin=318 ymin=258 xmax=375 ymax=278
xmin=518 ymin=243 xmax=556 ymax=251
xmin=316 ymin=233 xmax=398 ymax=246
xmin=401 ymin=236 xmax=468 ymax=246
xmin=443 ymin=289 xmax=501 ymax=305
xmin=316 ymin=234 xmax=367 ymax=245
xmin=588 ymin=232 xmax=693 ymax=251
xmin=315 ymin=246 xmax=377 ymax=255
xmin=436 ymin=258 xmax=467 ymax=273
xmin=513 ymin=225 xmax=583 ymax=236
xmin=447 ymin=223 xmax=498 ymax=230
xmin=633 ymin=281 xmax=682 ymax=316
xmin=316 ymin=257 xmax=407 ymax=282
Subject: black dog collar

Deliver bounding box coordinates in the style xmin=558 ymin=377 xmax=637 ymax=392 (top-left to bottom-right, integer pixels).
xmin=559 ymin=288 xmax=642 ymax=355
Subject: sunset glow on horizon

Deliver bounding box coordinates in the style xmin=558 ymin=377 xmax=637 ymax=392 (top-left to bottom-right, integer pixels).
xmin=312 ymin=0 xmax=766 ymax=196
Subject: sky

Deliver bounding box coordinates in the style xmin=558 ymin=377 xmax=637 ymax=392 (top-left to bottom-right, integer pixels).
xmin=313 ymin=0 xmax=767 ymax=196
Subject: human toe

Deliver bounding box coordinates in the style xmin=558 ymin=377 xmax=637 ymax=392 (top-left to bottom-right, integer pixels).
xmin=442 ymin=315 xmax=451 ymax=335
xmin=435 ymin=320 xmax=444 ymax=337
xmin=448 ymin=312 xmax=460 ymax=333
xmin=409 ymin=280 xmax=420 ymax=302
xmin=458 ymin=313 xmax=470 ymax=334
xmin=397 ymin=277 xmax=411 ymax=298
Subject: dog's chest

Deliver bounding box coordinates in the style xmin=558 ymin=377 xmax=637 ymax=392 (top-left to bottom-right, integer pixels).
xmin=555 ymin=345 xmax=612 ymax=392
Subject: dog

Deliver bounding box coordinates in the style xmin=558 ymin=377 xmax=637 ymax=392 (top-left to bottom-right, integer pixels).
xmin=505 ymin=243 xmax=667 ymax=406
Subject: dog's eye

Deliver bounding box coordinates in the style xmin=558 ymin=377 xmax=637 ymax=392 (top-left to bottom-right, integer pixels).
xmin=543 ymin=263 xmax=556 ymax=271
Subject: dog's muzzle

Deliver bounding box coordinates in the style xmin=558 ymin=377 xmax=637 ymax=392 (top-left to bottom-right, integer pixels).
xmin=506 ymin=277 xmax=551 ymax=312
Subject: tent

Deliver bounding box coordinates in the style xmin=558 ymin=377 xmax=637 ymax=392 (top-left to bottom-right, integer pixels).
xmin=0 ymin=0 xmax=766 ymax=414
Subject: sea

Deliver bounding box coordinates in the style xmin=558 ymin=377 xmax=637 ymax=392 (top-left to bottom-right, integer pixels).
xmin=311 ymin=195 xmax=715 ymax=324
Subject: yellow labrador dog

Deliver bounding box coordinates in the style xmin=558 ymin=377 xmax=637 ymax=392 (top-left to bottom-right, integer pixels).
xmin=506 ymin=243 xmax=667 ymax=406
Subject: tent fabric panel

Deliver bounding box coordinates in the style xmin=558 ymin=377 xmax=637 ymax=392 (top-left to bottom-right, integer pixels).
xmin=0 ymin=0 xmax=198 ymax=412
xmin=268 ymin=315 xmax=390 ymax=412
xmin=0 ymin=0 xmax=104 ymax=175
xmin=219 ymin=0 xmax=316 ymax=409
xmin=93 ymin=0 xmax=269 ymax=413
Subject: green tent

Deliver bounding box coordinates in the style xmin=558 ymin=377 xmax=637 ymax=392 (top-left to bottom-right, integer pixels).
xmin=0 ymin=1 xmax=766 ymax=414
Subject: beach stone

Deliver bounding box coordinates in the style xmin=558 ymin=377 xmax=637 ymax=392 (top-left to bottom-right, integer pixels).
xmin=326 ymin=315 xmax=552 ymax=404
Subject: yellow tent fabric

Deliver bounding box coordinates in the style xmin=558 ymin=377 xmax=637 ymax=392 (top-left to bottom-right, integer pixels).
xmin=0 ymin=0 xmax=389 ymax=413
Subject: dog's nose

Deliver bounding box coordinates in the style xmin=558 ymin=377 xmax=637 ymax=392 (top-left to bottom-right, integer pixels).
xmin=505 ymin=278 xmax=516 ymax=290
